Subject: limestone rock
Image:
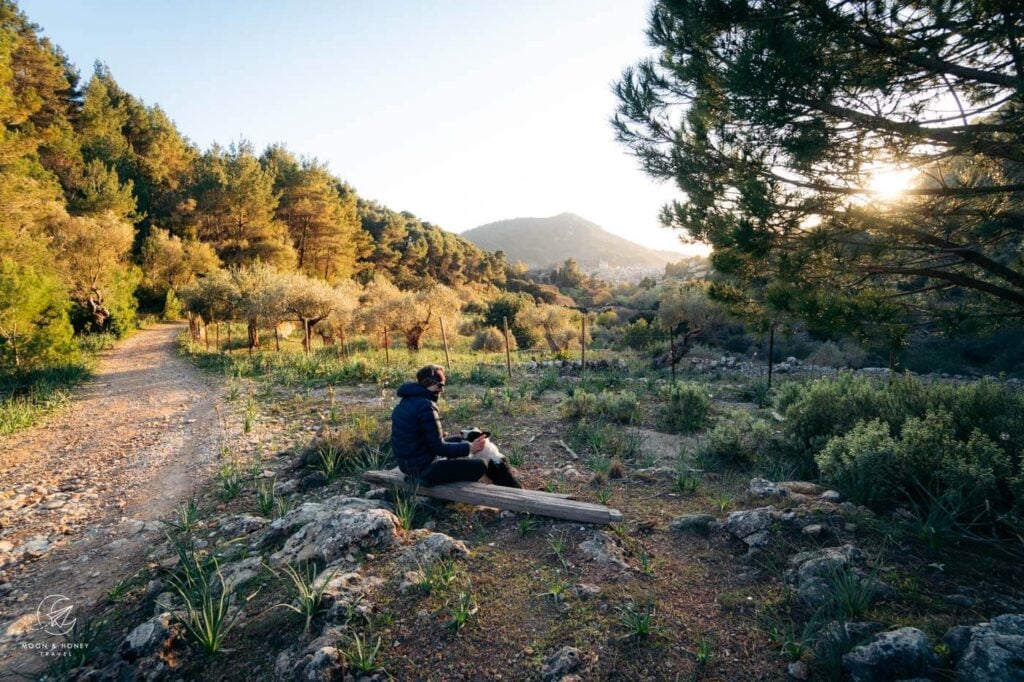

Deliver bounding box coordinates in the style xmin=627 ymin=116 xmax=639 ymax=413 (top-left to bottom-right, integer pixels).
xmin=542 ymin=646 xmax=584 ymax=681
xmin=578 ymin=531 xmax=629 ymax=570
xmin=217 ymin=514 xmax=269 ymax=539
xmin=399 ymin=531 xmax=470 ymax=567
xmin=670 ymin=514 xmax=716 ymax=535
xmin=274 ymin=625 xmax=347 ymax=681
xmin=119 ymin=612 xmax=182 ymax=663
xmin=949 ymin=613 xmax=1024 ymax=682
xmin=725 ymin=506 xmax=778 ymax=541
xmin=748 ymin=478 xmax=790 ymax=500
xmin=841 ymin=627 xmax=936 ymax=682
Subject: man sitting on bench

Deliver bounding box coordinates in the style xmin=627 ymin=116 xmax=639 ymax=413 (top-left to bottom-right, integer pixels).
xmin=391 ymin=364 xmax=508 ymax=486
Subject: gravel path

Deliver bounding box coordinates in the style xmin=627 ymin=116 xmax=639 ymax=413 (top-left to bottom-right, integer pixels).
xmin=0 ymin=323 xmax=223 ymax=673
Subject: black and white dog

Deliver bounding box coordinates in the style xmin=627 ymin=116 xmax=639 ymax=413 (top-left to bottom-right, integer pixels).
xmin=460 ymin=428 xmax=523 ymax=488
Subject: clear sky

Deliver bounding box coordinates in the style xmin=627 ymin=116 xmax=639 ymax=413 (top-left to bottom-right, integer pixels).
xmin=23 ymin=0 xmax=706 ymax=255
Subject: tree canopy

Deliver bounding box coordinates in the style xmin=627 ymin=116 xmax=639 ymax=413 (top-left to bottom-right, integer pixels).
xmin=614 ymin=0 xmax=1024 ymax=335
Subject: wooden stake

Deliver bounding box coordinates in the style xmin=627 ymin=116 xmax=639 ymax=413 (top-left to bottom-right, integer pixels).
xmin=670 ymin=332 xmax=677 ymax=383
xmin=383 ymin=327 xmax=390 ymax=366
xmin=767 ymin=322 xmax=775 ymax=388
xmin=580 ymin=313 xmax=586 ymax=378
xmin=502 ymin=316 xmax=513 ymax=380
xmin=439 ymin=316 xmax=452 ymax=374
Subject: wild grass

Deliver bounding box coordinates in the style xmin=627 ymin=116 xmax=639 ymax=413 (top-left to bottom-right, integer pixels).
xmin=0 ymin=363 xmax=91 ymax=435
xmin=217 ymin=459 xmax=245 ymax=502
xmin=392 ymin=486 xmax=420 ymax=531
xmin=536 ymin=571 xmax=569 ymax=606
xmin=617 ymin=602 xmax=656 ymax=641
xmin=266 ymin=561 xmax=338 ymax=633
xmin=163 ymin=497 xmax=201 ymax=533
xmin=446 ymin=589 xmax=478 ymax=631
xmin=342 ymin=632 xmax=383 ymax=673
xmin=167 ymin=553 xmax=244 ymax=654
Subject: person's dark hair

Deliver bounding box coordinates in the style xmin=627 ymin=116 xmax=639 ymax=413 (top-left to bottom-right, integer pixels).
xmin=416 ymin=364 xmax=446 ymax=387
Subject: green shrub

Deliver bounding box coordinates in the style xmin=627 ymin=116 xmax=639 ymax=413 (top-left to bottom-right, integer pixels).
xmin=779 ymin=373 xmax=928 ymax=470
xmin=659 ymin=381 xmax=711 ymax=433
xmin=706 ymin=410 xmax=778 ymax=466
xmin=815 ymin=419 xmax=902 ymax=507
xmin=471 ymin=327 xmax=514 ymax=352
xmin=560 ymin=389 xmax=640 ymax=424
xmin=816 ymin=410 xmax=1012 ymax=514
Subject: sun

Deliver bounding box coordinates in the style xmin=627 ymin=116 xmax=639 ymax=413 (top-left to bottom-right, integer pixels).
xmin=866 ymin=166 xmax=916 ymax=200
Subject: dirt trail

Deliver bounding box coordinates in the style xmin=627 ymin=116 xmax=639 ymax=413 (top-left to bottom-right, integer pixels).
xmin=0 ymin=323 xmax=223 ymax=674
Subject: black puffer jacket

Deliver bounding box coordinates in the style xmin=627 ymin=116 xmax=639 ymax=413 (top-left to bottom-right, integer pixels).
xmin=391 ymin=382 xmax=470 ymax=474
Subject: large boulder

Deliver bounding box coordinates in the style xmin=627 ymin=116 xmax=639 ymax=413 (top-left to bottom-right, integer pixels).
xmin=841 ymin=627 xmax=936 ymax=682
xmin=946 ymin=613 xmax=1024 ymax=682
xmin=255 ymin=496 xmax=398 ymax=566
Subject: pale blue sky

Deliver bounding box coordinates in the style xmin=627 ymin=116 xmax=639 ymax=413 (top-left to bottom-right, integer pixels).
xmin=24 ymin=0 xmax=705 ymax=254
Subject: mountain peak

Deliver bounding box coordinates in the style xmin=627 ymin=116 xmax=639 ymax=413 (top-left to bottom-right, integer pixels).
xmin=461 ymin=214 xmax=681 ymax=270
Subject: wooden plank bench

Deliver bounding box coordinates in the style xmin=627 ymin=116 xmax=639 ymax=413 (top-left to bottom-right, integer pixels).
xmin=363 ymin=469 xmax=623 ymax=525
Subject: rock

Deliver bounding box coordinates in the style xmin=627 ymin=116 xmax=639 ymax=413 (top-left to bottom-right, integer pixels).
xmin=15 ymin=536 xmax=50 ymax=559
xmin=669 ymin=514 xmax=716 ymax=535
xmin=152 ymin=591 xmax=183 ymax=617
xmin=274 ymin=479 xmax=300 ymax=496
xmin=785 ymin=545 xmax=890 ymax=610
xmin=218 ymin=514 xmax=269 ymax=538
xmin=842 ymin=627 xmax=936 ymax=682
xmin=951 ymin=613 xmax=1024 ymax=682
xmin=944 ymin=593 xmax=975 ymax=608
xmin=821 ymin=490 xmax=843 ymax=503
xmin=801 ymin=524 xmax=826 ymax=539
xmin=256 ymin=495 xmax=393 ymax=550
xmin=725 ymin=506 xmax=778 ymax=540
xmin=578 ymin=531 xmax=629 ymax=570
xmin=399 ymin=570 xmax=426 ymax=594
xmin=299 ymin=471 xmax=329 ymax=492
xmin=779 ymin=481 xmax=825 ymax=496
xmin=748 ymin=478 xmax=790 ymax=500
xmin=268 ymin=503 xmax=399 ymax=566
xmin=119 ymin=612 xmax=181 ymax=662
xmin=363 ymin=487 xmax=388 ymax=500
xmin=743 ymin=530 xmax=771 ymax=548
xmin=315 ymin=571 xmax=382 ymax=622
xmin=216 ymin=555 xmax=263 ymax=593
xmin=944 ymin=625 xmax=975 ymax=660
xmin=274 ymin=625 xmax=346 ymax=681
xmin=542 ymin=646 xmax=584 ymax=681
xmin=788 ymin=660 xmax=811 ymax=680
xmin=399 ymin=532 xmax=470 ymax=567
xmin=572 ymin=583 xmax=601 ymax=600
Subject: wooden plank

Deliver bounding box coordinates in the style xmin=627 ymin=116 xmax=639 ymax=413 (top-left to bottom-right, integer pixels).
xmin=363 ymin=469 xmax=623 ymax=524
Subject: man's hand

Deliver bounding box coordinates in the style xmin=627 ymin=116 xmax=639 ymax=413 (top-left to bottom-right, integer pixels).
xmin=469 ymin=437 xmax=488 ymax=455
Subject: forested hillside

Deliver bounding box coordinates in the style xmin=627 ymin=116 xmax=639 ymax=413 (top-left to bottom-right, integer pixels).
xmin=0 ymin=0 xmax=504 ymax=372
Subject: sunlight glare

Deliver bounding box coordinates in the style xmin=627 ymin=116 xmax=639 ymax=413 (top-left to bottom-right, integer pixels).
xmin=866 ymin=166 xmax=916 ymax=200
